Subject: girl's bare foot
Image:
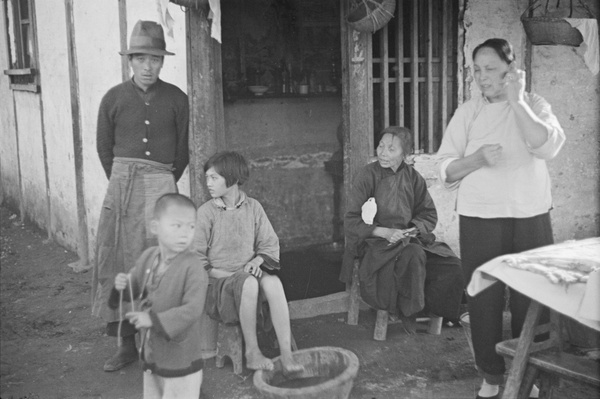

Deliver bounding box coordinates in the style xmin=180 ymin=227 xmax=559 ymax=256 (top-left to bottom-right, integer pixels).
xmin=246 ymin=349 xmax=274 ymax=371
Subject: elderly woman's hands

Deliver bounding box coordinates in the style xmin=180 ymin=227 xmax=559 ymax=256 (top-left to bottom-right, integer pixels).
xmin=374 ymin=226 xmax=418 ymax=245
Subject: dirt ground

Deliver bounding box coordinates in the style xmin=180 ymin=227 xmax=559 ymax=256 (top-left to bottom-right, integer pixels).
xmin=1 ymin=206 xmax=597 ymax=399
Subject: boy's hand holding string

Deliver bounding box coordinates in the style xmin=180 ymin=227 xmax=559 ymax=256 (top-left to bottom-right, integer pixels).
xmin=114 ymin=272 xmax=153 ymax=329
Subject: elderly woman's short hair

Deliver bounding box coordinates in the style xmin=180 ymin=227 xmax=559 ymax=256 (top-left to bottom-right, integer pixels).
xmin=378 ymin=126 xmax=414 ymax=156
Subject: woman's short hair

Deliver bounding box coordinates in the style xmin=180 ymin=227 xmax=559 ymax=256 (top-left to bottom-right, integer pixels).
xmin=378 ymin=126 xmax=414 ymax=156
xmin=472 ymin=38 xmax=515 ymax=65
xmin=204 ymin=151 xmax=250 ymax=187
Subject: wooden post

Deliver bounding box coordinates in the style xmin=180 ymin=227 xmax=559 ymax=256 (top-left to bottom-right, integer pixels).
xmin=396 ymin=1 xmax=404 ymax=126
xmin=65 ymin=0 xmax=90 ymax=271
xmin=342 ymin=0 xmax=373 ymax=209
xmin=186 ymin=6 xmax=225 ymax=206
xmin=410 ymin=0 xmax=419 ymax=148
xmin=347 ymin=259 xmax=360 ymax=325
xmin=118 ymin=0 xmax=129 ymax=82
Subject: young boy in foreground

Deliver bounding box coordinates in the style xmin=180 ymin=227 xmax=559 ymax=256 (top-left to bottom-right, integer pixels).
xmin=109 ymin=193 xmax=208 ymax=398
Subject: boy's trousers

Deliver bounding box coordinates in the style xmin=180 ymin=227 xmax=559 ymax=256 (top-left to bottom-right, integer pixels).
xmin=143 ymin=369 xmax=203 ymax=399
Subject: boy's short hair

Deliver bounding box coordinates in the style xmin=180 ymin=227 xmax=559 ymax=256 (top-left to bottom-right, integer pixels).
xmin=153 ymin=193 xmax=196 ymax=219
xmin=377 ymin=126 xmax=414 ymax=156
xmin=203 ymin=151 xmax=250 ymax=187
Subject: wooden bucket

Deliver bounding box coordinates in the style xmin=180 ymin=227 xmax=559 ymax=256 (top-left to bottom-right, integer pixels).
xmin=253 ymin=346 xmax=360 ymax=399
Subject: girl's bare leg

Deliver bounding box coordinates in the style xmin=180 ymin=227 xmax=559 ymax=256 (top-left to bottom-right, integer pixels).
xmin=240 ymin=277 xmax=273 ymax=371
xmin=260 ymin=275 xmax=303 ymax=374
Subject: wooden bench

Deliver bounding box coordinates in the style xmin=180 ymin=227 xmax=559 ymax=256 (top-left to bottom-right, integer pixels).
xmin=348 ymin=258 xmax=442 ymax=340
xmin=496 ymin=301 xmax=600 ymax=399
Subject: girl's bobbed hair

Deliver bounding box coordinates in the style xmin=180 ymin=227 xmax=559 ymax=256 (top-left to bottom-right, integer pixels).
xmin=204 ymin=151 xmax=250 ymax=187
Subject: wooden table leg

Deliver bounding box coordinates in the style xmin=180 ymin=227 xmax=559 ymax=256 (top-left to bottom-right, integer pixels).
xmin=502 ymin=300 xmax=543 ymax=399
xmin=517 ymin=364 xmax=539 ymax=399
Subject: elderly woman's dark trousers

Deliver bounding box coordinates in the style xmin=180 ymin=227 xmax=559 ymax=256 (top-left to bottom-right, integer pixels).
xmin=459 ymin=213 xmax=553 ymax=384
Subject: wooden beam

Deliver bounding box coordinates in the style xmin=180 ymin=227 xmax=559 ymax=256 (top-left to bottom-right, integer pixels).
xmin=410 ymin=0 xmax=419 ymax=149
xmin=342 ymin=0 xmax=373 ymax=213
xmin=186 ymin=7 xmax=224 ymax=206
xmin=65 ymin=0 xmax=89 ymax=269
xmin=396 ymin=1 xmax=404 ymax=126
xmin=288 ymin=292 xmax=350 ymax=320
xmin=426 ymin=0 xmax=433 ymax=153
xmin=118 ymin=0 xmax=128 ymax=82
xmin=441 ymin=0 xmax=449 ymax=131
xmin=380 ymin=25 xmax=389 ymax=128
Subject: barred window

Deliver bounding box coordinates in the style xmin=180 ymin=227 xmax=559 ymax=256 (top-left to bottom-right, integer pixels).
xmin=3 ymin=0 xmax=39 ymax=92
xmin=372 ymin=0 xmax=460 ymax=153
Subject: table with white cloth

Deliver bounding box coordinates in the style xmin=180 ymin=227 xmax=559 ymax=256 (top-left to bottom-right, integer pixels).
xmin=467 ymin=237 xmax=600 ymax=399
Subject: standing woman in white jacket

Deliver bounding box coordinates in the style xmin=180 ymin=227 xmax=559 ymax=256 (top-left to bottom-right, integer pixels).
xmin=437 ymin=38 xmax=565 ymax=399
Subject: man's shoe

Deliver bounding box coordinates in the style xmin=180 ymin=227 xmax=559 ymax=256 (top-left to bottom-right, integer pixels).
xmin=103 ymin=350 xmax=138 ymax=372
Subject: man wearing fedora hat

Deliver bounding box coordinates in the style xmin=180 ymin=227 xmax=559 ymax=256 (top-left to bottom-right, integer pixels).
xmin=92 ymin=20 xmax=190 ymax=372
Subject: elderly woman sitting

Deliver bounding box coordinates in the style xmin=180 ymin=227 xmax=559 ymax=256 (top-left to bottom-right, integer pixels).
xmin=340 ymin=126 xmax=463 ymax=332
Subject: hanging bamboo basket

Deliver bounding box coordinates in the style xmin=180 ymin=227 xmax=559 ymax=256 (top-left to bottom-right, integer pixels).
xmin=521 ymin=0 xmax=596 ymax=46
xmin=346 ymin=0 xmax=396 ymax=33
xmin=169 ymin=0 xmax=207 ymax=8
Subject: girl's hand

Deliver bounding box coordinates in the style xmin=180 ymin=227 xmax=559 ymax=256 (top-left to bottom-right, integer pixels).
xmin=114 ymin=273 xmax=129 ymax=291
xmin=244 ymin=261 xmax=263 ymax=278
xmin=126 ymin=311 xmax=152 ymax=329
xmin=504 ymin=63 xmax=525 ymax=103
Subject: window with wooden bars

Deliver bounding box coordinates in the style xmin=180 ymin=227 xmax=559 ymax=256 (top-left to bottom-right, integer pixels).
xmin=372 ymin=0 xmax=460 ymax=154
xmin=3 ymin=0 xmax=39 ymax=92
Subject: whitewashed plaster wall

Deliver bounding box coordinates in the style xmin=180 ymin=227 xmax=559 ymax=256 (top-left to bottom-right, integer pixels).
xmin=72 ymin=0 xmax=121 ymax=260
xmin=12 ymin=92 xmax=47 ymax=227
xmin=530 ymin=19 xmax=600 ymax=240
xmin=36 ymin=0 xmax=78 ymax=248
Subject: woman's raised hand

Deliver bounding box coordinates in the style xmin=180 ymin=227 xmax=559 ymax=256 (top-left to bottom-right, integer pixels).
xmin=504 ymin=63 xmax=525 ymax=103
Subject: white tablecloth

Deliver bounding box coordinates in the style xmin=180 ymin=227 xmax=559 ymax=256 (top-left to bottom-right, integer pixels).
xmin=467 ymin=237 xmax=600 ymax=332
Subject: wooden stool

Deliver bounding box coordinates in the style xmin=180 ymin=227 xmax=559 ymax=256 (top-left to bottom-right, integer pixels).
xmin=216 ymin=323 xmax=244 ymax=375
xmin=348 ymin=258 xmax=443 ymax=340
xmin=215 ymin=322 xmax=299 ymax=375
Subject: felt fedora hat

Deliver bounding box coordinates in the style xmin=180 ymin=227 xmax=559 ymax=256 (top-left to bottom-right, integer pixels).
xmin=120 ymin=20 xmax=174 ymax=56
